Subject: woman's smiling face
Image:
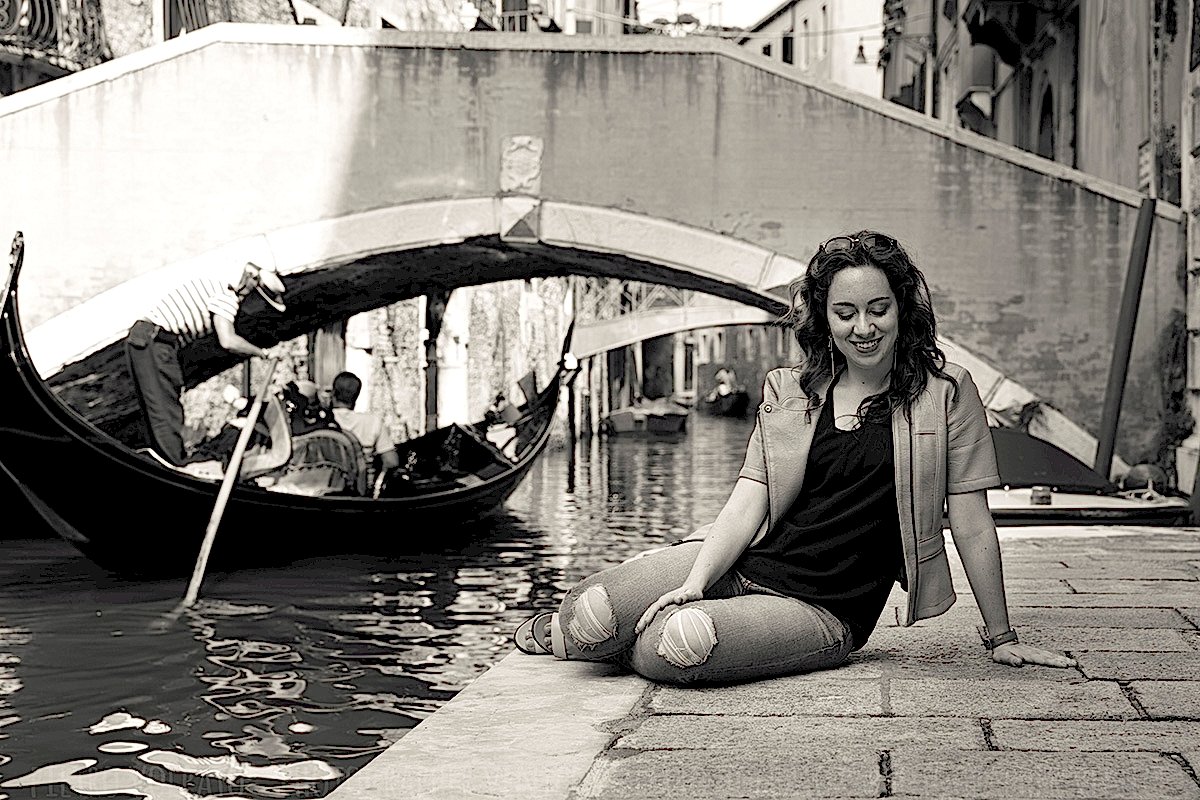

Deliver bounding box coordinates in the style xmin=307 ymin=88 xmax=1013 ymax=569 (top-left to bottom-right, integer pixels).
xmin=826 ymin=265 xmax=899 ymax=372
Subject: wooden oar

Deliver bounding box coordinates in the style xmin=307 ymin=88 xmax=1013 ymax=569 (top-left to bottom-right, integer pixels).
xmin=181 ymin=355 xmax=280 ymax=608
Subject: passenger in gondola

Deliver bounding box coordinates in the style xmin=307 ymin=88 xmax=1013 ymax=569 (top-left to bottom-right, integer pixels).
xmin=180 ymin=385 xmax=290 ymax=480
xmin=330 ymin=371 xmax=399 ymax=488
xmin=705 ymin=367 xmax=737 ymax=403
xmin=281 ymin=380 xmax=339 ymax=436
xmin=124 ymin=261 xmax=286 ymax=466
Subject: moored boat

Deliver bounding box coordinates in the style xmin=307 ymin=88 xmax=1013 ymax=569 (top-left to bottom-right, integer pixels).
xmin=963 ymin=428 xmax=1191 ymax=527
xmin=603 ymin=397 xmax=689 ymax=435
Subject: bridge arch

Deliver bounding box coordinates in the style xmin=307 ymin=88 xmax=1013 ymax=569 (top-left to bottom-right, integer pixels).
xmin=28 ymin=198 xmax=801 ymax=378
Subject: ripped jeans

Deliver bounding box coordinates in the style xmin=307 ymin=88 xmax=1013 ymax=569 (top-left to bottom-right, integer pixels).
xmin=555 ymin=542 xmax=853 ymax=685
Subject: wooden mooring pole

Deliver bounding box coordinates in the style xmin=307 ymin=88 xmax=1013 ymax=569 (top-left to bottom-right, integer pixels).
xmin=1094 ymin=197 xmax=1155 ymax=482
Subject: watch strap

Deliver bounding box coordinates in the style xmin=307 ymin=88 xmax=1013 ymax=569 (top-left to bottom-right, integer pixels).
xmin=979 ymin=627 xmax=1019 ymax=650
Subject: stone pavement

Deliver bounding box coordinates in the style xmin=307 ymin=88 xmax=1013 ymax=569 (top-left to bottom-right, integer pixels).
xmin=329 ymin=526 xmax=1200 ymax=799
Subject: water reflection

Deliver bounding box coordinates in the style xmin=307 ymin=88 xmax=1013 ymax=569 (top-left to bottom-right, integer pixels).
xmin=0 ymin=413 xmax=754 ymax=797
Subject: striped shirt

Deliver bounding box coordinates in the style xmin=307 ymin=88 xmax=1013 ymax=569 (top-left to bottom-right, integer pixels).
xmin=144 ymin=276 xmax=241 ymax=345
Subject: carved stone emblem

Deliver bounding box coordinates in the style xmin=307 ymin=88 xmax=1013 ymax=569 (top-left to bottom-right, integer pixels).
xmin=500 ymin=136 xmax=544 ymax=194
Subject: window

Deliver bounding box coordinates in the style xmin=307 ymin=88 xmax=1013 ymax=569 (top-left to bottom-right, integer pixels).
xmin=762 ymin=43 xmax=773 ymax=57
xmin=165 ymin=0 xmax=210 ymax=39
xmin=622 ymin=0 xmax=637 ymax=33
xmin=821 ymin=5 xmax=828 ymax=57
xmin=501 ymin=0 xmax=529 ymax=31
xmin=683 ymin=343 xmax=695 ymax=391
xmin=782 ymin=31 xmax=794 ymax=64
xmin=1192 ymin=0 xmax=1200 ymax=70
xmin=575 ymin=19 xmax=593 ymax=34
xmin=1036 ymin=85 xmax=1055 ymax=160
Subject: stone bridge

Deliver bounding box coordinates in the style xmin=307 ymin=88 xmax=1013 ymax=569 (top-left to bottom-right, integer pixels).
xmin=0 ymin=23 xmax=1184 ymax=462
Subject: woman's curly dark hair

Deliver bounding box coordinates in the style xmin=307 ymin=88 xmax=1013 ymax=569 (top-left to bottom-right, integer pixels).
xmin=778 ymin=230 xmax=956 ymax=420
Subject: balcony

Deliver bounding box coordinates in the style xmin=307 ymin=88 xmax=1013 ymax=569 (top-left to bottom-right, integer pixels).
xmin=0 ymin=0 xmax=111 ymax=74
xmin=961 ymin=0 xmax=1070 ymax=68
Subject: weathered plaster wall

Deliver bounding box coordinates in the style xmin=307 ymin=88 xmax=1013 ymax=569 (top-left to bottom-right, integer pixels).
xmin=1076 ymin=1 xmax=1151 ymax=188
xmin=0 ymin=26 xmax=1184 ymax=462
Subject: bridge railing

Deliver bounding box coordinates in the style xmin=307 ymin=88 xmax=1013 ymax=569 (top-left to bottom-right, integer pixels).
xmin=575 ymin=278 xmax=702 ymax=324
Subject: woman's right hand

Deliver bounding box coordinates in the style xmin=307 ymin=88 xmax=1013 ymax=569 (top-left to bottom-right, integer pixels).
xmin=635 ymin=584 xmax=704 ymax=634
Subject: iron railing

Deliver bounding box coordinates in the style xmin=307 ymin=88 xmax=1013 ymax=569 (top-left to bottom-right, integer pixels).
xmin=576 ymin=278 xmax=700 ymax=324
xmin=0 ymin=0 xmax=111 ymax=72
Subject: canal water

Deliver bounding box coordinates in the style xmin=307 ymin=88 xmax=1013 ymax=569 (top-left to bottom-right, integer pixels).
xmin=0 ymin=412 xmax=754 ymax=798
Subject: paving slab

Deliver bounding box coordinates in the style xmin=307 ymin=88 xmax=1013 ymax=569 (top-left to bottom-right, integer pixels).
xmin=855 ymin=628 xmax=1082 ymax=682
xmin=889 ymin=750 xmax=1200 ymax=799
xmin=1000 ymin=577 xmax=1076 ymax=593
xmin=1010 ymin=593 xmax=1200 ymax=609
xmin=988 ymin=719 xmax=1200 ymax=752
xmin=889 ymin=678 xmax=1138 ymax=719
xmin=648 ymin=675 xmax=884 ymax=716
xmin=1076 ymin=553 xmax=1200 ymax=563
xmin=1066 ymin=578 xmax=1200 ymax=593
xmin=1078 ymin=651 xmax=1200 ymax=680
xmin=1061 ymin=556 xmax=1200 ymax=568
xmin=615 ymin=715 xmax=988 ymax=751
xmin=907 ymin=604 xmax=1190 ymax=630
xmin=1060 ymin=534 xmax=1200 ymax=552
xmin=1007 ymin=607 xmax=1192 ymax=629
xmin=1017 ymin=625 xmax=1195 ymax=652
xmin=575 ymin=749 xmax=883 ymax=799
xmin=1000 ymin=565 xmax=1198 ymax=580
xmin=1130 ymin=681 xmax=1200 ymax=719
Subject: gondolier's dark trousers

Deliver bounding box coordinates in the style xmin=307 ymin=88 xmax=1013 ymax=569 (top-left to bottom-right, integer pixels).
xmin=125 ymin=319 xmax=187 ymax=466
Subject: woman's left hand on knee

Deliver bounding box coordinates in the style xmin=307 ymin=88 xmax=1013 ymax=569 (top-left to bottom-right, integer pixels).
xmin=991 ymin=642 xmax=1076 ymax=669
xmin=635 ymin=584 xmax=704 ymax=635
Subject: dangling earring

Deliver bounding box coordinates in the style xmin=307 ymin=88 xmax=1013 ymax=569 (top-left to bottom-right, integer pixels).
xmin=827 ymin=335 xmax=835 ymax=368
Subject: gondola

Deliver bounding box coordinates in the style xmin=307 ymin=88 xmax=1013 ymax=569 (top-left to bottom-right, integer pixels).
xmin=702 ymin=388 xmax=750 ymax=418
xmin=0 ymin=233 xmax=578 ymax=575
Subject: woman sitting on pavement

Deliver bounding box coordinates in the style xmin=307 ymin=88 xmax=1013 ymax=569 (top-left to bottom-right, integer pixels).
xmin=514 ymin=230 xmax=1076 ymax=685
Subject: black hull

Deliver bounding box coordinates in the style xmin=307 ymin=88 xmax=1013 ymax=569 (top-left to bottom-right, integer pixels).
xmin=0 ymin=241 xmax=573 ymax=575
xmin=704 ymin=390 xmax=750 ymax=418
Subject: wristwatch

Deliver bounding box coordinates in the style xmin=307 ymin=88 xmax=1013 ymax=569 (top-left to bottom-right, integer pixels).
xmin=979 ymin=627 xmax=1019 ymax=650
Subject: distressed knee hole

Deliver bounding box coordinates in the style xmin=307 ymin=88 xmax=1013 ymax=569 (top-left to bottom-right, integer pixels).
xmin=568 ymin=585 xmax=617 ymax=647
xmin=657 ymin=607 xmax=716 ymax=668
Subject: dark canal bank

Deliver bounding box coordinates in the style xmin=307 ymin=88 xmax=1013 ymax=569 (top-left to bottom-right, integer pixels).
xmin=0 ymin=413 xmax=754 ymax=798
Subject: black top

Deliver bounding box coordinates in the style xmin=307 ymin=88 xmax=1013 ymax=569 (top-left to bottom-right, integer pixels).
xmin=736 ymin=385 xmax=903 ymax=650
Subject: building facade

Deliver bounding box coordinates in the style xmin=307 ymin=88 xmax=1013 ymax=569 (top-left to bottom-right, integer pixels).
xmin=736 ymin=0 xmax=883 ymax=98
xmin=883 ymin=0 xmax=1184 ymax=200
xmin=1178 ymin=1 xmax=1200 ymax=489
xmin=1 ymin=1 xmax=638 ymax=93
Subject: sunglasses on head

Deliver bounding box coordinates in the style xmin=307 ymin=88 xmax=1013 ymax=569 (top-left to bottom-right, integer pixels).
xmin=817 ymin=233 xmax=898 ymax=256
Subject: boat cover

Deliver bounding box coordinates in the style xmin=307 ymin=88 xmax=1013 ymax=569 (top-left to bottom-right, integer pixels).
xmin=990 ymin=428 xmax=1115 ymax=494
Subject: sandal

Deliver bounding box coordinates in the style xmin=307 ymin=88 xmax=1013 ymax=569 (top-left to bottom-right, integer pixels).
xmin=514 ymin=612 xmax=555 ymax=655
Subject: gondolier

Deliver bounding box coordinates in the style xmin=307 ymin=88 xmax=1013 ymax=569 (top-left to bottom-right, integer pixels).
xmin=124 ymin=261 xmax=286 ymax=466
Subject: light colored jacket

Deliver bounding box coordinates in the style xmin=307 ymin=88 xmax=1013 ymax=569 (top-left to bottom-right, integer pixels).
xmin=729 ymin=362 xmax=1000 ymax=626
